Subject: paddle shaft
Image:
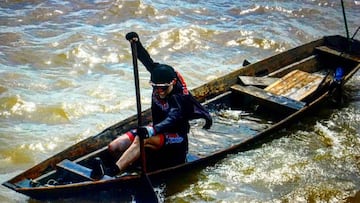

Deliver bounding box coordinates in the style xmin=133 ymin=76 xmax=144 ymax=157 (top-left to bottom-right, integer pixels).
xmin=130 ymin=41 xmax=146 ymax=171
xmin=129 ymin=40 xmax=158 ymax=202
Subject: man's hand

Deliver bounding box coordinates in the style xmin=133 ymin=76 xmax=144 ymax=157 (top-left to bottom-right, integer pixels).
xmin=126 ymin=32 xmax=139 ymax=42
xmin=137 ymin=126 xmax=155 ymax=139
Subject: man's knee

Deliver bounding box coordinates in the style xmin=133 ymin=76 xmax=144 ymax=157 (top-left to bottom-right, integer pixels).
xmin=108 ymin=142 xmax=116 ymax=153
xmin=144 ymin=134 xmax=164 ymax=150
xmin=108 ymin=134 xmax=132 ymax=153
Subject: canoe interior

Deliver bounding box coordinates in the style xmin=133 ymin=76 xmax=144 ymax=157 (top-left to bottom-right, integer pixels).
xmin=3 ymin=35 xmax=360 ymax=199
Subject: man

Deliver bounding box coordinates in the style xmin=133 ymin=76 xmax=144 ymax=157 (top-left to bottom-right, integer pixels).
xmin=108 ymin=32 xmax=212 ymax=174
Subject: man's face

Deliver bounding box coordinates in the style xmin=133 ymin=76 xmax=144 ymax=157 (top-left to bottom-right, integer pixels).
xmin=151 ymin=79 xmax=175 ymax=99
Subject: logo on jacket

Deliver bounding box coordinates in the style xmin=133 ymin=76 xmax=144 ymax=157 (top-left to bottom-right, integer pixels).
xmin=165 ymin=133 xmax=184 ymax=144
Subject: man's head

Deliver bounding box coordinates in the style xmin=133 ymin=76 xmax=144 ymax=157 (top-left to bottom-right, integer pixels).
xmin=150 ymin=64 xmax=177 ymax=98
xmin=150 ymin=64 xmax=176 ymax=84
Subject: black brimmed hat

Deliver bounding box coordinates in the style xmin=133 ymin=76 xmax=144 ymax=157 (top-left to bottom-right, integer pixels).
xmin=150 ymin=64 xmax=176 ymax=84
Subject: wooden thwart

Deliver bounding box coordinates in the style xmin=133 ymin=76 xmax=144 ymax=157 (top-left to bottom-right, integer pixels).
xmin=238 ymin=76 xmax=279 ymax=87
xmin=231 ymin=84 xmax=306 ymax=110
xmin=57 ymin=159 xmax=111 ymax=181
xmin=315 ymin=46 xmax=360 ymax=63
xmin=265 ymin=70 xmax=324 ymax=101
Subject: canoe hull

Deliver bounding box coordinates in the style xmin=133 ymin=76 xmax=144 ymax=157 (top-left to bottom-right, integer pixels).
xmin=3 ymin=35 xmax=360 ymax=199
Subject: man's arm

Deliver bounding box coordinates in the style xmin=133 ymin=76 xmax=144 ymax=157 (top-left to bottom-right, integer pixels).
xmin=126 ymin=32 xmax=157 ymax=72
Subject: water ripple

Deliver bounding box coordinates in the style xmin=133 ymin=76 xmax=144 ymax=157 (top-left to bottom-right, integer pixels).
xmin=1 ymin=0 xmax=360 ymax=202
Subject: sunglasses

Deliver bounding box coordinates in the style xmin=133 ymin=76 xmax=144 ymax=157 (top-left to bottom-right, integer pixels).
xmin=149 ymin=81 xmax=173 ymax=91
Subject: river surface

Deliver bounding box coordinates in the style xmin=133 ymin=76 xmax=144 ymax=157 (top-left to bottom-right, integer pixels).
xmin=1 ymin=0 xmax=360 ymax=202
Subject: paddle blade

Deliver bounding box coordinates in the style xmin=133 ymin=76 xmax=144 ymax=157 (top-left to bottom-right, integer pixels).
xmin=135 ymin=174 xmax=159 ymax=203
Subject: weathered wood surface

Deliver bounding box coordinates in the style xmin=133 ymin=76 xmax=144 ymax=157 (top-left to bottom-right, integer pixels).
xmin=265 ymin=70 xmax=324 ymax=101
xmin=268 ymin=55 xmax=320 ymax=78
xmin=191 ymin=38 xmax=324 ymax=101
xmin=3 ymin=35 xmax=360 ymax=200
xmin=57 ymin=159 xmax=111 ymax=181
xmin=315 ymin=46 xmax=360 ymax=63
xmin=231 ymin=84 xmax=306 ymax=110
xmin=238 ymin=76 xmax=279 ymax=87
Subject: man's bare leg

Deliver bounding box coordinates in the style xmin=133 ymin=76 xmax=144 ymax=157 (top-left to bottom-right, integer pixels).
xmin=115 ymin=135 xmax=164 ymax=172
xmin=108 ymin=134 xmax=133 ymax=155
xmin=115 ymin=136 xmax=141 ymax=172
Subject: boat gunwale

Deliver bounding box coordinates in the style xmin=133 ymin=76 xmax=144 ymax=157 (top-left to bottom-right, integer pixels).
xmin=3 ymin=35 xmax=360 ymax=198
xmin=14 ymin=91 xmax=332 ymax=198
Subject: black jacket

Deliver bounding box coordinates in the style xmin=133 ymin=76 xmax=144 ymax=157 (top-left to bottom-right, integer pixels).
xmin=134 ymin=40 xmax=212 ymax=135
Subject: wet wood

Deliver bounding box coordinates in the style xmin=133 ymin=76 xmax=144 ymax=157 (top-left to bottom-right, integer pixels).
xmin=231 ymin=84 xmax=306 ymax=110
xmin=238 ymin=76 xmax=279 ymax=87
xmin=268 ymin=55 xmax=319 ymax=78
xmin=265 ymin=70 xmax=324 ymax=101
xmin=315 ymin=46 xmax=360 ymax=63
xmin=56 ymin=159 xmax=111 ymax=181
xmin=3 ymin=35 xmax=360 ymax=200
xmin=190 ymin=38 xmax=324 ymax=101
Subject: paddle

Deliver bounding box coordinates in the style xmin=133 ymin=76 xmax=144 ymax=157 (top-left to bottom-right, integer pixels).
xmin=128 ymin=39 xmax=159 ymax=203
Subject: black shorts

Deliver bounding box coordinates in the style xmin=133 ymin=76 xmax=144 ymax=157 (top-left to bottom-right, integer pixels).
xmin=146 ymin=133 xmax=188 ymax=172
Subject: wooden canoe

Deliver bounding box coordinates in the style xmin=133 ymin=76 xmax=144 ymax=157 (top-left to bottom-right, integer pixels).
xmin=2 ymin=35 xmax=360 ymax=200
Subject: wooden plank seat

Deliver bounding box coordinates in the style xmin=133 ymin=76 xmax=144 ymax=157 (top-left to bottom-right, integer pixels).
xmin=231 ymin=84 xmax=306 ymax=111
xmin=315 ymin=46 xmax=360 ymax=63
xmin=238 ymin=76 xmax=279 ymax=87
xmin=264 ymin=69 xmax=324 ymax=101
xmin=74 ymin=146 xmax=108 ymax=163
xmin=57 ymin=159 xmax=111 ymax=181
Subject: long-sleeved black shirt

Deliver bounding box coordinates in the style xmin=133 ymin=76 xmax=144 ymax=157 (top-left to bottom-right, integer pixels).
xmin=134 ymin=40 xmax=212 ymax=136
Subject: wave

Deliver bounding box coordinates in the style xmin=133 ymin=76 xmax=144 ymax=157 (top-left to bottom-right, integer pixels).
xmin=0 ymin=95 xmax=70 ymax=124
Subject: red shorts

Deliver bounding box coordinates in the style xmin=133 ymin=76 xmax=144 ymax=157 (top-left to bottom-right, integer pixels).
xmin=126 ymin=129 xmax=184 ymax=148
